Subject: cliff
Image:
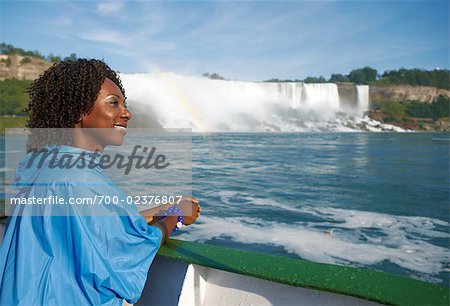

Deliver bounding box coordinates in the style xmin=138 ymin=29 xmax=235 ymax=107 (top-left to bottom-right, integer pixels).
xmin=370 ymin=85 xmax=450 ymax=104
xmin=0 ymin=54 xmax=52 ymax=81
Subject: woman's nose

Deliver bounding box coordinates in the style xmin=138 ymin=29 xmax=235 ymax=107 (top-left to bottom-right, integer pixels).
xmin=120 ymin=107 xmax=132 ymax=121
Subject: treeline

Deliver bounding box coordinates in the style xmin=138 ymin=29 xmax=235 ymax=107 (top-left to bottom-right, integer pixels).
xmin=1 ymin=42 xmax=77 ymax=62
xmin=377 ymin=68 xmax=449 ymax=89
xmin=403 ymin=95 xmax=449 ymax=119
xmin=265 ymin=66 xmax=449 ymax=89
xmin=372 ymin=95 xmax=450 ymax=122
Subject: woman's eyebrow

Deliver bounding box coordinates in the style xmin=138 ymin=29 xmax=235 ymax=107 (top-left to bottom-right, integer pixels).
xmin=105 ymin=94 xmax=123 ymax=99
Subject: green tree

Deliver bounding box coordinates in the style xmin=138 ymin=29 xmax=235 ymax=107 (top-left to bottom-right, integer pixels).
xmin=47 ymin=53 xmax=62 ymax=62
xmin=304 ymin=76 xmax=326 ymax=83
xmin=203 ymin=72 xmax=225 ymax=80
xmin=64 ymin=53 xmax=77 ymax=61
xmin=0 ymin=43 xmax=14 ymax=54
xmin=0 ymin=42 xmax=45 ymax=60
xmin=379 ymin=68 xmax=449 ymax=89
xmin=347 ymin=67 xmax=378 ymax=84
xmin=329 ymin=73 xmax=350 ymax=83
xmin=405 ymin=101 xmax=432 ymax=118
xmin=431 ymin=95 xmax=450 ymax=119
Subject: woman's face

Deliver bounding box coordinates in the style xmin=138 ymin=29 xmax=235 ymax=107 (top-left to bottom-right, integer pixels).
xmin=73 ymin=78 xmax=132 ymax=151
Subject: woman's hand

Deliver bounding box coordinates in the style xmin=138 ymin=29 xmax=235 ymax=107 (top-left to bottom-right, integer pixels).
xmin=178 ymin=197 xmax=201 ymax=225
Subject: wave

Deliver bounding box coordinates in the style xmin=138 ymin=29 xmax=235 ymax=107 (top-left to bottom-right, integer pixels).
xmin=177 ymin=195 xmax=449 ymax=283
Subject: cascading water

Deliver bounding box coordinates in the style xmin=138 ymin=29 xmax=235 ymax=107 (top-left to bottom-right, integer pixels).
xmin=120 ymin=72 xmax=380 ymax=132
xmin=356 ymin=85 xmax=370 ymax=116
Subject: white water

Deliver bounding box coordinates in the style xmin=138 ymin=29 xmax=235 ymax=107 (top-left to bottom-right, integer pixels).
xmin=120 ymin=72 xmax=378 ymax=132
xmin=177 ymin=191 xmax=449 ymax=284
xmin=356 ymin=85 xmax=370 ymax=116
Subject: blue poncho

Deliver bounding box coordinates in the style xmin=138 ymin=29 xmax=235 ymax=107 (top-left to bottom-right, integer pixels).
xmin=0 ymin=146 xmax=162 ymax=305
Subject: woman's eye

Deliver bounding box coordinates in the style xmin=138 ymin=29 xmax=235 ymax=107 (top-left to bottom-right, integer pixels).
xmin=109 ymin=100 xmax=119 ymax=106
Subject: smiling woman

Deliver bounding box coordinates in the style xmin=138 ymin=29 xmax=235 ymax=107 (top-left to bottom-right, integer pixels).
xmin=0 ymin=59 xmax=201 ymax=305
xmin=73 ymin=78 xmax=132 ymax=151
xmin=24 ymin=59 xmax=129 ymax=151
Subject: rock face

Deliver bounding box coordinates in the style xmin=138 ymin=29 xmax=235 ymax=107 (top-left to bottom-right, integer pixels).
xmin=370 ymin=85 xmax=450 ymax=103
xmin=0 ymin=54 xmax=53 ymax=81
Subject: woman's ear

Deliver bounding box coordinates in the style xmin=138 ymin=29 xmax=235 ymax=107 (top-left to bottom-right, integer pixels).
xmin=73 ymin=116 xmax=84 ymax=128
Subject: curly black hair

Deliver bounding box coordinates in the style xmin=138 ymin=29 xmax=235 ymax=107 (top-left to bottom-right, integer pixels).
xmin=25 ymin=59 xmax=126 ymax=150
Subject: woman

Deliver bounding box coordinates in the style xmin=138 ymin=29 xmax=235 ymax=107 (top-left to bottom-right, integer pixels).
xmin=0 ymin=59 xmax=200 ymax=305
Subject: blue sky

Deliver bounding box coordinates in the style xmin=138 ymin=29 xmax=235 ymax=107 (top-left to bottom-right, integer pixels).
xmin=0 ymin=0 xmax=448 ymax=81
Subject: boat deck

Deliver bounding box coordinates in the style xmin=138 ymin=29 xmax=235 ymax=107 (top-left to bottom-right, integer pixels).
xmin=137 ymin=239 xmax=449 ymax=306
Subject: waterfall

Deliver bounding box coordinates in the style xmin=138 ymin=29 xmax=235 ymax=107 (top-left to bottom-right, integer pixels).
xmin=120 ymin=72 xmax=370 ymax=132
xmin=356 ymin=85 xmax=370 ymax=116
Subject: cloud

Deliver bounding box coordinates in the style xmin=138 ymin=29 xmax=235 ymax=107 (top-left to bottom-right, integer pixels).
xmin=79 ymin=30 xmax=131 ymax=46
xmin=97 ymin=1 xmax=125 ymax=15
xmin=4 ymin=1 xmax=446 ymax=79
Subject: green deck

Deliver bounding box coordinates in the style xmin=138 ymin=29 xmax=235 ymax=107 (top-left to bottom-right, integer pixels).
xmin=158 ymin=239 xmax=449 ymax=306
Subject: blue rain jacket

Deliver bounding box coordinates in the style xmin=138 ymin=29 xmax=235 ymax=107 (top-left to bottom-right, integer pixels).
xmin=0 ymin=146 xmax=162 ymax=305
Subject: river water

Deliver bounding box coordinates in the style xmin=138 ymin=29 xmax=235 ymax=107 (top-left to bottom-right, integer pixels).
xmin=177 ymin=132 xmax=449 ymax=286
xmin=1 ymin=132 xmax=449 ymax=286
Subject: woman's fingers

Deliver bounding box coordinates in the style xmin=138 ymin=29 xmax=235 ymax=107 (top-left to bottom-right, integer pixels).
xmin=190 ymin=197 xmax=201 ymax=214
xmin=178 ymin=196 xmax=201 ymax=224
